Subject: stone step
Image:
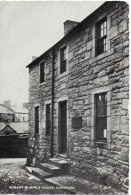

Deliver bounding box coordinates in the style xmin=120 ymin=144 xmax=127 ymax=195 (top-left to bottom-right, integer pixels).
xmin=39 ymin=162 xmax=62 ymax=175
xmin=57 ymin=154 xmax=68 ymax=159
xmin=48 ymin=158 xmax=70 ymax=169
xmin=32 ymin=167 xmax=51 ymax=180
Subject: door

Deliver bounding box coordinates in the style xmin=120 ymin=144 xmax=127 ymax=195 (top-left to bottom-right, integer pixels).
xmin=59 ymin=100 xmax=67 ymax=154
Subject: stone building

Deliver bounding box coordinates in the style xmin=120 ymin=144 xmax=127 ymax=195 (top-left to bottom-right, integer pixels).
xmin=26 ymin=1 xmax=129 ymax=191
xmin=11 ymin=106 xmax=28 ymax=122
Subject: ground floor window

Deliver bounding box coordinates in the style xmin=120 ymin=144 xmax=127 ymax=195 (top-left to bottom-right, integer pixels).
xmin=91 ymin=88 xmax=111 ymax=149
xmin=46 ymin=104 xmax=51 ymax=136
xmin=95 ymin=93 xmax=107 ymax=141
xmin=35 ymin=106 xmax=39 ymax=134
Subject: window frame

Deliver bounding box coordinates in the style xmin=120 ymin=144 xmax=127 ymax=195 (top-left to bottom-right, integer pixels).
xmin=95 ymin=92 xmax=107 ymax=142
xmin=91 ymin=87 xmax=111 ymax=149
xmin=96 ymin=18 xmax=107 ymax=56
xmin=45 ymin=103 xmax=51 ymax=136
xmin=40 ymin=61 xmax=45 ymax=83
xmin=60 ymin=45 xmax=67 ymax=74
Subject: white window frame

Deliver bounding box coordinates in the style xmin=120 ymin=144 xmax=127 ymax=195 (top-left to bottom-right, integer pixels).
xmin=39 ymin=60 xmax=46 ymax=85
xmin=58 ymin=44 xmax=69 ymax=77
xmin=44 ymin=100 xmax=52 ymax=136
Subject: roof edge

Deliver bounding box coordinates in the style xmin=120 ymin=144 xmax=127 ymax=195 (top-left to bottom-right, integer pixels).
xmin=26 ymin=1 xmax=108 ymax=68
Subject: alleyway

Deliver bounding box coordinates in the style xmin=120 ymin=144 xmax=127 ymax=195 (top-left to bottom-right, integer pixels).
xmin=0 ymin=158 xmax=67 ymax=194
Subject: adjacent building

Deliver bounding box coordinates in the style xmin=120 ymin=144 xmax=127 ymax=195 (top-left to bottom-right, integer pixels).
xmin=12 ymin=106 xmax=28 ymax=122
xmin=0 ymin=121 xmax=28 ymax=157
xmin=26 ymin=1 xmax=129 ymax=191
xmin=0 ymin=104 xmax=15 ymax=122
xmin=0 ymin=101 xmax=28 ymax=122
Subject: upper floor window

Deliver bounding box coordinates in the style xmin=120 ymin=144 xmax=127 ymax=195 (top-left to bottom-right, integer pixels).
xmin=40 ymin=61 xmax=45 ymax=83
xmin=96 ymin=18 xmax=107 ymax=55
xmin=60 ymin=46 xmax=67 ymax=74
xmin=95 ymin=93 xmax=107 ymax=141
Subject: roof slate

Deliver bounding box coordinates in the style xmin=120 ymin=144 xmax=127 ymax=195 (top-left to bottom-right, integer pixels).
xmin=11 ymin=106 xmax=28 ymax=114
xmin=0 ymin=122 xmax=28 ymax=134
xmin=0 ymin=104 xmax=14 ymax=114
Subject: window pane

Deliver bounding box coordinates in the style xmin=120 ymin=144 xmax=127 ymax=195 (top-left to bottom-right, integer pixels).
xmin=104 ymin=21 xmax=107 ymax=28
xmin=96 ymin=18 xmax=107 ymax=55
xmin=96 ymin=117 xmax=107 ymax=139
xmin=61 ymin=46 xmax=66 ymax=61
xmin=96 ymin=93 xmax=107 ymax=140
xmin=60 ymin=60 xmax=66 ymax=74
xmin=104 ymin=28 xmax=107 ymax=36
xmin=104 ymin=38 xmax=107 ymax=51
xmin=60 ymin=46 xmax=67 ymax=74
xmin=35 ymin=107 xmax=39 ymax=134
xmin=63 ymin=49 xmax=66 ymax=60
xmin=101 ymin=23 xmax=104 ymax=30
xmin=101 ymin=30 xmax=104 ymax=37
xmin=40 ymin=62 xmax=45 ymax=83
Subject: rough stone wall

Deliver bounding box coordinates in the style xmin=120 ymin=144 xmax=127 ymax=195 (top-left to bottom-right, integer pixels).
xmin=66 ymin=2 xmax=129 ymax=191
xmin=27 ymin=56 xmax=53 ymax=165
xmin=27 ymin=1 xmax=129 ymax=191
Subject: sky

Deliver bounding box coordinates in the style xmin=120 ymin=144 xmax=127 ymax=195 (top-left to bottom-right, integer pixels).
xmin=0 ymin=0 xmax=104 ymax=107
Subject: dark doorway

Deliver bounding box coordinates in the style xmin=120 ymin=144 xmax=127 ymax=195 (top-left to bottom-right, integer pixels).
xmin=59 ymin=100 xmax=67 ymax=154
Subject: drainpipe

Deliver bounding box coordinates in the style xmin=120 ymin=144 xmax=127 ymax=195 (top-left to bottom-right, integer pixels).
xmin=51 ymin=48 xmax=55 ymax=158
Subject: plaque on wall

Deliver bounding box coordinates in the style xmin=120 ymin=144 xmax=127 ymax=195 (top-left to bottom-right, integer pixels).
xmin=72 ymin=117 xmax=82 ymax=129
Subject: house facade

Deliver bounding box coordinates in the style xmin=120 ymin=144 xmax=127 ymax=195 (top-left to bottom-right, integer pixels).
xmin=11 ymin=106 xmax=28 ymax=122
xmin=27 ymin=1 xmax=129 ymax=191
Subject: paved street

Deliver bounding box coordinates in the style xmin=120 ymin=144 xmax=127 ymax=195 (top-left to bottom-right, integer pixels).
xmin=0 ymin=158 xmax=128 ymax=194
xmin=0 ymin=158 xmax=67 ymax=194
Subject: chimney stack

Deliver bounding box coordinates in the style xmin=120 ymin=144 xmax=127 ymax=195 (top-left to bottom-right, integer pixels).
xmin=4 ymin=100 xmax=11 ymax=110
xmin=64 ymin=20 xmax=79 ymax=35
xmin=32 ymin=56 xmax=37 ymax=61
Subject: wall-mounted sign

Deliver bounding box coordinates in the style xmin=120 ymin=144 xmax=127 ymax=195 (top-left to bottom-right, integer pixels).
xmin=72 ymin=117 xmax=82 ymax=129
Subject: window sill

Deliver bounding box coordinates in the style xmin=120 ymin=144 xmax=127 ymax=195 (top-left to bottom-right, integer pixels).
xmin=93 ymin=141 xmax=111 ymax=150
xmin=39 ymin=82 xmax=46 ymax=87
xmin=95 ymin=142 xmax=107 ymax=149
xmin=57 ymin=70 xmax=69 ymax=80
xmin=94 ymin=48 xmax=114 ymax=61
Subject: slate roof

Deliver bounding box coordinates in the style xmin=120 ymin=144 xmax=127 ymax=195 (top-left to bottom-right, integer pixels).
xmin=0 ymin=104 xmax=14 ymax=114
xmin=0 ymin=122 xmax=28 ymax=134
xmin=0 ymin=125 xmax=17 ymax=135
xmin=11 ymin=106 xmax=28 ymax=114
